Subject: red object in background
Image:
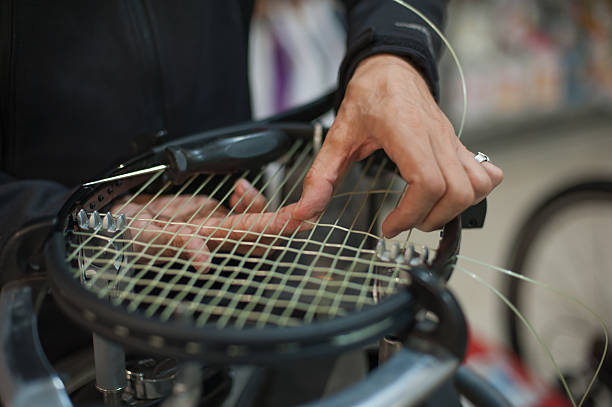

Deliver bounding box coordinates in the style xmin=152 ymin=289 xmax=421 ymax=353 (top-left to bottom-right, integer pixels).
xmin=465 ymin=331 xmax=571 ymax=407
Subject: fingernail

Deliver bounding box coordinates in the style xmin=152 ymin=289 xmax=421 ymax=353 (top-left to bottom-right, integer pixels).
xmin=234 ymin=180 xmax=244 ymax=194
xmin=383 ymin=231 xmax=398 ymax=239
xmin=236 ymin=178 xmax=252 ymax=193
xmin=381 ymin=225 xmax=399 ymax=239
xmin=305 ymin=215 xmax=319 ymax=224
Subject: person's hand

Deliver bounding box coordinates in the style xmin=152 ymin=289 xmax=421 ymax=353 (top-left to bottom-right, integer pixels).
xmin=113 ymin=179 xmax=309 ymax=272
xmin=293 ymin=54 xmax=503 ymax=237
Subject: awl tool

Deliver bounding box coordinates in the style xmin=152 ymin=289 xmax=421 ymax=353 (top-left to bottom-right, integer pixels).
xmin=83 ymin=129 xmax=292 ymax=186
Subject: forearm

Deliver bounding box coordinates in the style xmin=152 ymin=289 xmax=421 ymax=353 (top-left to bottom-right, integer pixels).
xmin=297 ymin=1 xmax=503 ymax=236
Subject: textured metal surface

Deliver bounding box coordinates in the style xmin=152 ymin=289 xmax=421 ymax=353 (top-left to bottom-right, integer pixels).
xmin=0 ymin=281 xmax=72 ymax=407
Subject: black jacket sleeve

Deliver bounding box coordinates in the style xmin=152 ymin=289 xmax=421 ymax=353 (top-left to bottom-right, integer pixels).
xmin=0 ymin=174 xmax=69 ymax=250
xmin=0 ymin=1 xmax=254 ymax=253
xmin=339 ymin=0 xmax=448 ymax=102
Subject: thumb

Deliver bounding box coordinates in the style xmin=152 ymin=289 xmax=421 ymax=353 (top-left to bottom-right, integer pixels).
xmin=293 ymin=128 xmax=353 ymax=221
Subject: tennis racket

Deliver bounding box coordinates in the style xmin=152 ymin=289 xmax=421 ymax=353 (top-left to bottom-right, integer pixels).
xmin=44 ymin=119 xmax=465 ymax=368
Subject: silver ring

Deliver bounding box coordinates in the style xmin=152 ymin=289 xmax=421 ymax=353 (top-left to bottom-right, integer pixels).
xmin=474 ymin=152 xmax=490 ymax=164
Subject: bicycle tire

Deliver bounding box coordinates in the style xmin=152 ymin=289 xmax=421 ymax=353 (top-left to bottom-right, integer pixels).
xmin=505 ymin=179 xmax=612 ymax=388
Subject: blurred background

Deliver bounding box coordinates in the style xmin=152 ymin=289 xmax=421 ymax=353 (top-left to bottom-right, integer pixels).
xmin=249 ymin=0 xmax=612 ymax=405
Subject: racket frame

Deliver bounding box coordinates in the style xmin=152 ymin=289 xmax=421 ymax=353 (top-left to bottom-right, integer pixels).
xmin=44 ymin=122 xmax=463 ymax=364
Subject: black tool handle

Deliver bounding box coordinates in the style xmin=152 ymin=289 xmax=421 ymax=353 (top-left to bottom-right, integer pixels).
xmin=164 ymin=129 xmax=292 ymax=184
xmin=460 ymin=199 xmax=487 ymax=229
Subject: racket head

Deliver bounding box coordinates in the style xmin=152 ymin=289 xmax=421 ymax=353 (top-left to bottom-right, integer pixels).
xmin=45 ymin=123 xmax=461 ymax=364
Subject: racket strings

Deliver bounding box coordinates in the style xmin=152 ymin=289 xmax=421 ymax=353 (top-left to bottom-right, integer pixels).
xmin=115 ymin=173 xmax=238 ymax=312
xmin=69 ymin=233 xmax=417 ymax=285
xmin=232 ymin=151 xmax=382 ymax=328
xmin=85 ymin=172 xmax=222 ymax=300
xmin=66 ymin=141 xmax=424 ymax=328
xmin=455 ymin=256 xmax=609 ymax=407
xmin=72 ymin=229 xmax=384 ymax=260
xmin=328 ymin=160 xmax=406 ymax=317
xmin=72 ymin=139 xmax=305 ymax=295
xmin=68 ymin=168 xmax=169 ymax=263
xmin=189 ymin=141 xmax=317 ymax=327
xmin=295 ymin=156 xmax=391 ymax=324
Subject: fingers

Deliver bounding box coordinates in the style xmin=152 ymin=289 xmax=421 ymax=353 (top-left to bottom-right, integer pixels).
xmin=122 ymin=194 xmax=226 ymax=222
xmin=229 ymin=178 xmax=267 ymax=214
xmin=158 ymin=195 xmax=227 ymax=221
xmin=205 ymin=203 xmax=313 ymax=255
xmin=381 ymin=137 xmax=446 ymax=237
xmin=414 ymin=143 xmax=476 ymax=233
xmin=381 ymin=135 xmax=504 ymax=236
xmin=480 ymin=160 xmax=504 ymax=192
xmin=170 ymin=224 xmax=211 ymax=272
xmin=456 ymin=147 xmax=503 ymax=204
xmin=113 ymin=181 xmax=283 ymax=269
xmin=128 ymin=220 xmax=211 ymax=273
xmin=457 ymin=147 xmax=495 ymax=203
xmin=293 ymin=122 xmax=354 ymax=221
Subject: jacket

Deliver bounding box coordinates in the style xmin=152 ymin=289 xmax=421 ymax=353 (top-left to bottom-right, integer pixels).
xmin=0 ymin=0 xmax=447 ymax=249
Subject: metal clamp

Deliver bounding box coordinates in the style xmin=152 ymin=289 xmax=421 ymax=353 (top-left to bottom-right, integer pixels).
xmin=126 ymin=357 xmax=177 ymax=400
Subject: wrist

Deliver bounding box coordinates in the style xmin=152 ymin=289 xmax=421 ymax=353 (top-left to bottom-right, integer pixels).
xmin=352 ymin=54 xmax=427 ymax=85
xmin=347 ymin=54 xmax=434 ymax=105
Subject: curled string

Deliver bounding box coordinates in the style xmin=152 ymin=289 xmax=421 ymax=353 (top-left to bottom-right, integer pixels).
xmin=456 ymin=255 xmax=607 ymax=407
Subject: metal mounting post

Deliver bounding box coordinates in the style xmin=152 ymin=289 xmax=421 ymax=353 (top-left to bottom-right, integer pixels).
xmin=93 ymin=333 xmax=127 ymax=406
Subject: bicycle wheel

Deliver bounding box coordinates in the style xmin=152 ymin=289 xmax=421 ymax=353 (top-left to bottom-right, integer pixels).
xmin=505 ymin=180 xmax=612 ymax=403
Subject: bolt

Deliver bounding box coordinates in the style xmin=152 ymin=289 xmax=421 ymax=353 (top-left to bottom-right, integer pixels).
xmin=89 ymin=211 xmax=102 ymax=230
xmin=117 ymin=214 xmax=127 ymax=231
xmin=77 ymin=209 xmax=89 ymax=230
xmin=404 ymin=244 xmax=415 ymax=263
xmin=421 ymin=246 xmax=430 ymax=263
xmin=103 ymin=212 xmax=117 ymax=232
xmin=376 ymin=239 xmax=386 ymax=258
xmin=389 ymin=241 xmax=400 ymax=259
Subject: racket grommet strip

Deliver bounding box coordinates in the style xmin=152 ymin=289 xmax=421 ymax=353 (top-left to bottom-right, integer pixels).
xmin=375 ymin=239 xmax=387 ymax=259
xmin=375 ymin=241 xmax=432 ymax=269
xmin=407 ymin=244 xmax=430 ymax=267
xmin=76 ymin=211 xmax=127 ymax=234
